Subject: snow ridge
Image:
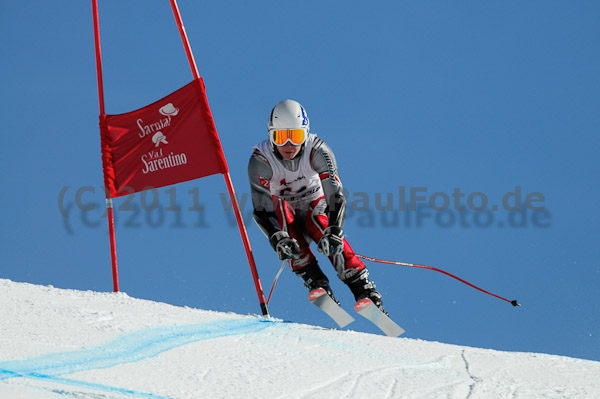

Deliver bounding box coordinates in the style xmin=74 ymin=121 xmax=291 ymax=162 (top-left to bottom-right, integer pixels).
xmin=1 ymin=279 xmax=599 ymax=399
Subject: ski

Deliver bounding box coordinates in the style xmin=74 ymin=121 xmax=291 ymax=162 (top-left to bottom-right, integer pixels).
xmin=354 ymin=298 xmax=405 ymax=337
xmin=308 ymin=288 xmax=355 ymax=328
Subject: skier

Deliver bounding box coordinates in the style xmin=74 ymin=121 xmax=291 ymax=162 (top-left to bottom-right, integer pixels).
xmin=248 ymin=99 xmax=386 ymax=313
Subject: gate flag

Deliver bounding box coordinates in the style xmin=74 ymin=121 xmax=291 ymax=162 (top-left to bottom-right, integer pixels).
xmin=92 ymin=0 xmax=269 ymax=316
xmin=101 ymin=79 xmax=227 ymax=198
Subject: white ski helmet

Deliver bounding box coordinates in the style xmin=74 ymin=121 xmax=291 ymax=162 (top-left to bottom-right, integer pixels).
xmin=267 ymin=100 xmax=310 ymax=133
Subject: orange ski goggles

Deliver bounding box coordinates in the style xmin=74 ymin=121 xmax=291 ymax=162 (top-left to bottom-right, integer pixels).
xmin=270 ymin=129 xmax=307 ymax=146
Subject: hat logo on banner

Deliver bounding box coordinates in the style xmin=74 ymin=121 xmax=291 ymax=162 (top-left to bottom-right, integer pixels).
xmin=152 ymin=131 xmax=169 ymax=147
xmin=159 ymin=103 xmax=179 ymax=116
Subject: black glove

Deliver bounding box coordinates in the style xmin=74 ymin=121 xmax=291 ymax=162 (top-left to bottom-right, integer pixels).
xmin=269 ymin=231 xmax=302 ymax=261
xmin=317 ymin=226 xmax=344 ymax=256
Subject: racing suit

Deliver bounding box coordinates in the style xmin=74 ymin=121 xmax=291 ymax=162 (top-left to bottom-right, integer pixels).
xmin=248 ymin=133 xmax=367 ymax=284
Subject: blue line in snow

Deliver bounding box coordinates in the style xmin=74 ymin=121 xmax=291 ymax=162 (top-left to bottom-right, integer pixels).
xmin=0 ymin=317 xmax=275 ymax=397
xmin=1 ymin=369 xmax=172 ymax=399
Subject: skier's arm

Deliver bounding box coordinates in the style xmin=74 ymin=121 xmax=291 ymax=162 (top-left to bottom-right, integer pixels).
xmin=311 ymin=139 xmax=346 ymax=229
xmin=248 ymin=150 xmax=280 ymax=239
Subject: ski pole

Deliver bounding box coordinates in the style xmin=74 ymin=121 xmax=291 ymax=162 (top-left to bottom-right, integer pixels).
xmin=351 ymin=252 xmax=520 ymax=307
xmin=266 ymin=198 xmax=291 ymax=306
xmin=267 ymin=260 xmax=287 ymax=306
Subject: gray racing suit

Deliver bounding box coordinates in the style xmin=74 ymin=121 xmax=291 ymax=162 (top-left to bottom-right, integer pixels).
xmin=248 ymin=133 xmax=366 ymax=281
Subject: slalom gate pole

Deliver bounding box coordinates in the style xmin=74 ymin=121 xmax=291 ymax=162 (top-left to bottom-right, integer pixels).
xmin=223 ymin=173 xmax=270 ymax=315
xmin=351 ymin=252 xmax=520 ymax=307
xmin=92 ymin=0 xmax=119 ymax=292
xmin=168 ymin=0 xmax=269 ymax=316
xmin=105 ymin=199 xmax=119 ymax=292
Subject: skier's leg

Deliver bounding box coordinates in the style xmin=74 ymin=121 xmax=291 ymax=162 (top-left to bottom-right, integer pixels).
xmin=305 ymin=197 xmax=386 ymax=312
xmin=305 ymin=197 xmax=366 ymax=279
xmin=274 ymin=198 xmax=333 ymax=296
xmin=344 ymin=269 xmax=386 ymax=314
xmin=294 ymin=258 xmax=337 ymax=301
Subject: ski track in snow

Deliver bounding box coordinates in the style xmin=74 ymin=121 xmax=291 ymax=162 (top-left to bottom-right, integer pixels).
xmin=0 ymin=318 xmax=274 ymax=398
xmin=461 ymin=349 xmax=477 ymax=399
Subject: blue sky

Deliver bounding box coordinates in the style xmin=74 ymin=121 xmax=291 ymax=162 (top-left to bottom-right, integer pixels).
xmin=1 ymin=1 xmax=599 ymax=361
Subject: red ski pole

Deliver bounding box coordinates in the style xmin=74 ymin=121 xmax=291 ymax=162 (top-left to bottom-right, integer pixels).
xmin=351 ymin=252 xmax=520 ymax=307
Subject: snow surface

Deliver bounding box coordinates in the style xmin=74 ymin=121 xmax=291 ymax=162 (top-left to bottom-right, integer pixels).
xmin=0 ymin=279 xmax=598 ymax=399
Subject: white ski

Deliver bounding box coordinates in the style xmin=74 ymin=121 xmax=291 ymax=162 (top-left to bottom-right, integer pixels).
xmin=354 ymin=298 xmax=405 ymax=337
xmin=308 ymin=288 xmax=355 ymax=328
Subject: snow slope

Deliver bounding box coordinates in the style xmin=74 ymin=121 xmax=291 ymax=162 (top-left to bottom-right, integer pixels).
xmin=0 ymin=279 xmax=598 ymax=399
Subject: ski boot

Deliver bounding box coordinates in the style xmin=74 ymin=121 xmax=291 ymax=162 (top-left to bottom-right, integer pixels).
xmin=344 ymin=269 xmax=387 ymax=315
xmin=295 ymin=260 xmax=338 ymax=304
